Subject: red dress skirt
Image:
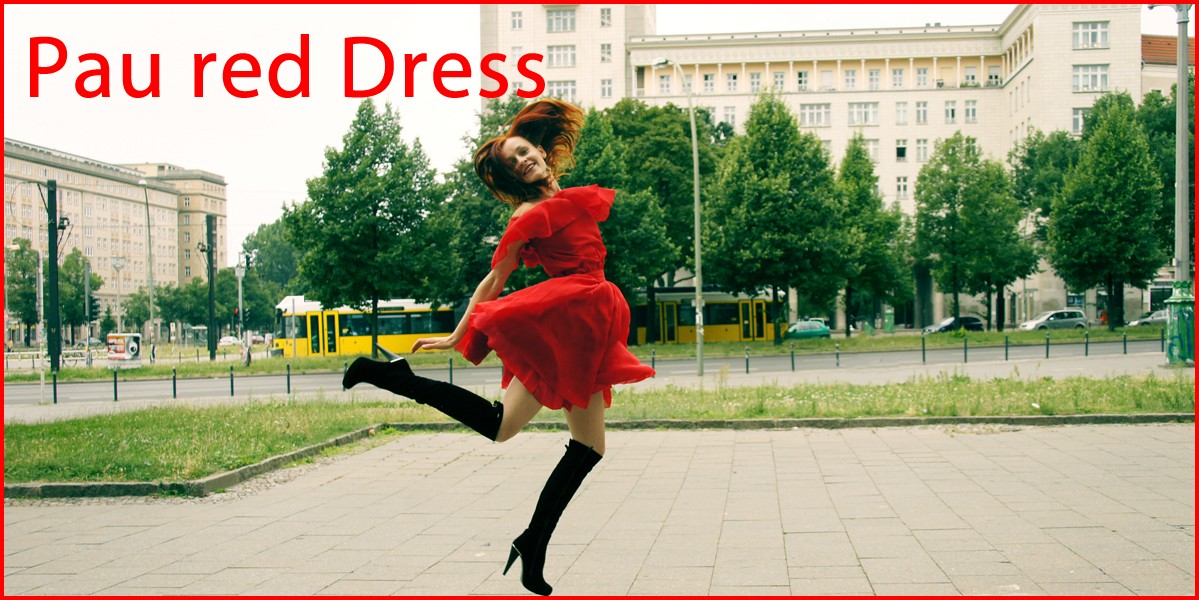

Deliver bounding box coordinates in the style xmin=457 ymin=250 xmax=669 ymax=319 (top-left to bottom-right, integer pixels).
xmin=456 ymin=185 xmax=655 ymax=411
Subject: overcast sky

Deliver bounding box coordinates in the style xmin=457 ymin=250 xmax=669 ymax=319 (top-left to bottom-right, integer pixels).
xmin=4 ymin=4 xmax=1192 ymax=266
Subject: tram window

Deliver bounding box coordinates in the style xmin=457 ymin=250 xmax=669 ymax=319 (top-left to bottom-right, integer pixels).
xmin=343 ymin=314 xmax=372 ymax=336
xmin=432 ymin=311 xmax=456 ymax=332
xmin=678 ymin=305 xmax=696 ymax=326
xmin=379 ymin=313 xmax=408 ymax=335
xmin=295 ymin=318 xmax=307 ymax=339
xmin=707 ymin=303 xmax=741 ymax=326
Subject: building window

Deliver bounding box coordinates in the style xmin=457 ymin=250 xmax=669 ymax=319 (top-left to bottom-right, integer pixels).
xmin=916 ymin=67 xmax=929 ymax=87
xmin=659 ymin=74 xmax=671 ymax=95
xmin=184 ymin=232 xmax=191 ymax=243
xmin=964 ymin=66 xmax=978 ymax=86
xmin=965 ymin=100 xmax=977 ymax=123
xmin=547 ymin=45 xmax=576 ymax=68
xmin=914 ymin=101 xmax=928 ymax=125
xmin=988 ymin=66 xmax=1001 ymax=87
xmin=750 ymin=72 xmax=762 ymax=93
xmin=1072 ymin=107 xmax=1090 ymax=135
xmin=916 ymin=139 xmax=929 ymax=162
xmin=1072 ymin=65 xmax=1108 ymax=92
xmin=868 ymin=69 xmax=880 ymax=90
xmin=184 ymin=249 xmax=191 ymax=260
xmin=601 ymin=79 xmax=613 ymax=98
xmin=511 ymin=11 xmax=523 ymax=29
xmin=844 ymin=69 xmax=857 ymax=90
xmin=185 ymin=266 xmax=191 ymax=278
xmin=896 ymin=139 xmax=908 ymax=162
xmin=796 ymin=70 xmax=809 ymax=91
xmin=600 ymin=43 xmax=612 ymax=63
xmin=865 ymin=139 xmax=879 ymax=162
xmin=183 ymin=197 xmax=190 ymax=207
xmin=848 ymin=102 xmax=879 ymax=126
xmin=727 ymin=73 xmax=738 ymax=92
xmin=723 ymin=106 xmax=736 ymax=128
xmin=547 ymin=9 xmax=576 ymax=32
xmin=703 ymin=73 xmax=715 ymax=93
xmin=600 ymin=7 xmax=612 ymax=27
xmin=183 ymin=214 xmax=190 ymax=225
xmin=546 ymin=80 xmax=577 ymax=101
xmin=892 ymin=68 xmax=905 ymax=88
xmin=1073 ymin=22 xmax=1109 ymax=49
xmin=896 ymin=102 xmax=908 ymax=125
xmin=820 ymin=70 xmax=834 ymax=91
xmin=897 ymin=176 xmax=909 ymax=199
xmin=944 ymin=100 xmax=957 ymax=124
xmin=773 ymin=71 xmax=786 ymax=91
xmin=799 ymin=103 xmax=831 ymax=127
xmin=683 ymin=74 xmax=693 ymax=93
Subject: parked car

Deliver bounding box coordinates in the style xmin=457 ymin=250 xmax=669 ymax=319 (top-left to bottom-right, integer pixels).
xmin=923 ymin=316 xmax=984 ymax=334
xmin=1129 ymin=310 xmax=1168 ymax=327
xmin=217 ymin=335 xmax=242 ymax=347
xmin=75 ymin=337 xmax=105 ymax=348
xmin=1019 ymin=309 xmax=1088 ymax=331
xmin=783 ymin=319 xmax=832 ymax=340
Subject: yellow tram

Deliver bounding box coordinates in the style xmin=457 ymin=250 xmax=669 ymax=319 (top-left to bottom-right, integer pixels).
xmin=273 ymin=295 xmax=459 ymax=357
xmin=633 ymin=291 xmax=780 ymax=344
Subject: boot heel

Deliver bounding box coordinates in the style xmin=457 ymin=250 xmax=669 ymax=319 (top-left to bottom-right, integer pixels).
xmin=502 ymin=545 xmax=519 ymax=576
xmin=374 ymin=344 xmax=403 ymax=362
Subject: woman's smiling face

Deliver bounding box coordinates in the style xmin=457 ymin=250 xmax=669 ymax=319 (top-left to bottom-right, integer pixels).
xmin=499 ymin=135 xmax=549 ymax=184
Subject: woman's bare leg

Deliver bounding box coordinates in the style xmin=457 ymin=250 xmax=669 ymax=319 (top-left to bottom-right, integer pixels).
xmin=563 ymin=391 xmax=607 ymax=455
xmin=495 ymin=377 xmax=544 ymax=442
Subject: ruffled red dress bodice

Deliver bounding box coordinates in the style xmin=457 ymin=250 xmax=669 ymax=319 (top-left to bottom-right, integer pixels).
xmin=455 ymin=185 xmax=655 ymax=410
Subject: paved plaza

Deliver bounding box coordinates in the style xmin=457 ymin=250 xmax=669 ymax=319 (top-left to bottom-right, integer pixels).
xmin=4 ymin=422 xmax=1194 ymax=596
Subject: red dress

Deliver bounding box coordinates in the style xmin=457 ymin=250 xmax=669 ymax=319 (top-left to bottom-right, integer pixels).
xmin=456 ymin=185 xmax=656 ymax=410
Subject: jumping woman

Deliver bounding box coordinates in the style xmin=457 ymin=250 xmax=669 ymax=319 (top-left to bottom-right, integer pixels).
xmin=342 ymin=98 xmax=655 ymax=595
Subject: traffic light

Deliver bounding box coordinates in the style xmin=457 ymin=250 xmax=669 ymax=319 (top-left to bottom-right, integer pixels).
xmin=233 ymin=307 xmax=240 ymax=320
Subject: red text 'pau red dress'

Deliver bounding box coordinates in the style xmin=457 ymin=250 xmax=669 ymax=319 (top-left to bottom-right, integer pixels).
xmin=456 ymin=185 xmax=655 ymax=411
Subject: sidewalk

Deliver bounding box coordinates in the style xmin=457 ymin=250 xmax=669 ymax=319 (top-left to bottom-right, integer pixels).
xmin=5 ymin=424 xmax=1194 ymax=595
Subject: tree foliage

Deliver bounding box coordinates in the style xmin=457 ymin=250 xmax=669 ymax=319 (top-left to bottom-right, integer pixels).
xmin=1048 ymin=92 xmax=1165 ymax=330
xmin=1135 ymin=74 xmax=1195 ymax=262
xmin=1008 ymin=128 xmax=1081 ymax=244
xmin=241 ymin=219 xmax=302 ymax=297
xmin=283 ymin=99 xmax=440 ymax=354
xmin=704 ymin=93 xmax=850 ymax=342
xmin=57 ymin=248 xmax=104 ymax=344
xmin=837 ymin=133 xmax=907 ymax=336
xmin=5 ymin=238 xmax=40 ymax=341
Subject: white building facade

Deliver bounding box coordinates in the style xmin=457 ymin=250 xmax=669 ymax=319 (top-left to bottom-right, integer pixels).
xmin=494 ymin=3 xmax=1182 ymax=327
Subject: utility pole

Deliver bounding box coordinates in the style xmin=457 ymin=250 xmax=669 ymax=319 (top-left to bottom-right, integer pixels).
xmin=206 ymin=214 xmax=217 ymax=361
xmin=46 ymin=180 xmax=62 ymax=373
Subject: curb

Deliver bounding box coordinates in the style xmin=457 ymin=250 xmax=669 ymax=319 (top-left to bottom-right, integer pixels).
xmin=6 ymin=414 xmax=1193 ymax=499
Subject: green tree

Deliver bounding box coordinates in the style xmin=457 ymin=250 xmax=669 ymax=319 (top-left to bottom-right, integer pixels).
xmin=704 ymin=93 xmax=850 ymax=343
xmin=284 ymin=99 xmax=440 ymax=356
xmin=99 ymin=306 xmax=116 ymax=340
xmin=1008 ymin=128 xmax=1081 ymax=244
xmin=122 ymin=287 xmax=151 ymax=333
xmin=915 ymin=132 xmax=1001 ymax=321
xmin=1048 ymin=92 xmax=1166 ymax=330
xmin=961 ymin=159 xmax=1039 ymax=331
xmin=606 ymin=98 xmax=722 ymax=285
xmin=241 ymin=219 xmax=302 ymax=295
xmin=1136 ymin=74 xmax=1195 ymax=261
xmin=58 ymin=249 xmax=105 ymax=345
xmin=837 ymin=133 xmax=906 ymax=337
xmin=5 ymin=238 xmax=39 ymax=345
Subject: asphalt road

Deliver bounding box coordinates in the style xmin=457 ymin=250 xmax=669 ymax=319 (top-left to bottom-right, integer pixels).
xmin=2 ymin=339 xmax=1165 ymax=406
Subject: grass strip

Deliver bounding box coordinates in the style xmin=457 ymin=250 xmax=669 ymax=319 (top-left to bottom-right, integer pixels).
xmin=4 ymin=373 xmax=1191 ymax=485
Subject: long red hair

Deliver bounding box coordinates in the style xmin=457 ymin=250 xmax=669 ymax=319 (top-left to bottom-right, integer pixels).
xmin=474 ymin=98 xmax=584 ymax=207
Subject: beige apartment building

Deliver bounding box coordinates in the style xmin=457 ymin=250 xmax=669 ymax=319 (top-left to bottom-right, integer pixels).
xmin=483 ymin=3 xmax=1191 ymax=328
xmin=4 ymin=139 xmax=228 ymax=345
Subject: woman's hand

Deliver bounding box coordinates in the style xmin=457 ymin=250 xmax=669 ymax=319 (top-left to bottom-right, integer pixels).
xmin=411 ymin=336 xmax=459 ymax=353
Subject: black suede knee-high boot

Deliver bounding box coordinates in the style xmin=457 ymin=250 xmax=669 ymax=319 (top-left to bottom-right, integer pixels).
xmin=342 ymin=346 xmax=503 ymax=441
xmin=503 ymin=439 xmax=603 ymax=596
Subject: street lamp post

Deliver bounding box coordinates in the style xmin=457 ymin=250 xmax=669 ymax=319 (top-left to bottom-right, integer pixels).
xmin=235 ymin=259 xmax=246 ymax=337
xmin=112 ymin=256 xmax=126 ymax=332
xmin=139 ymin=179 xmax=155 ymax=347
xmin=1150 ymin=3 xmax=1194 ymax=365
xmin=653 ymin=57 xmax=705 ymax=376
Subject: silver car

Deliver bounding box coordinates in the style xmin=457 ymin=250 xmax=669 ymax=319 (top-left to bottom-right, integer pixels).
xmin=1019 ymin=309 xmax=1088 ymax=330
xmin=1129 ymin=310 xmax=1168 ymax=327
